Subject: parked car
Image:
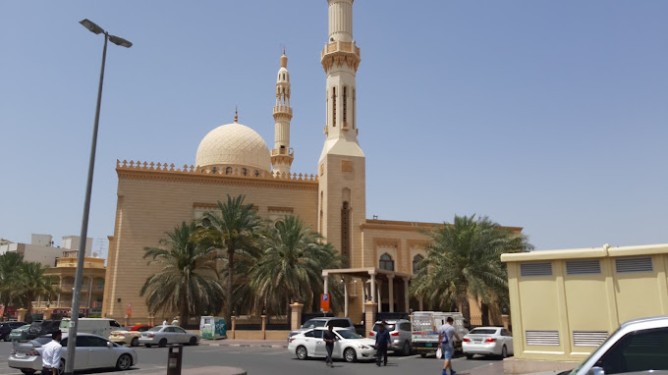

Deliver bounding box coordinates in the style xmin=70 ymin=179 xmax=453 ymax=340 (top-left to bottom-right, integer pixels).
xmin=139 ymin=325 xmax=198 ymax=347
xmin=288 ymin=317 xmax=355 ymax=341
xmin=8 ymin=333 xmax=137 ymax=375
xmin=462 ymin=326 xmax=514 ymax=359
xmin=369 ymin=319 xmax=412 ymax=355
xmin=560 ymin=315 xmax=668 ymax=375
xmin=109 ymin=324 xmax=152 ymax=347
xmin=25 ymin=320 xmax=61 ymax=340
xmin=8 ymin=325 xmax=32 ymax=342
xmin=288 ymin=327 xmax=376 ymax=363
xmin=0 ymin=322 xmax=27 ymax=342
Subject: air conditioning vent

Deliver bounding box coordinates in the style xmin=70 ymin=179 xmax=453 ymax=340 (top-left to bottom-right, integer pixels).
xmin=525 ymin=330 xmax=560 ymax=346
xmin=520 ymin=262 xmax=553 ymax=277
xmin=573 ymin=331 xmax=608 ymax=346
xmin=615 ymin=257 xmax=653 ymax=273
xmin=566 ymin=260 xmax=601 ymax=275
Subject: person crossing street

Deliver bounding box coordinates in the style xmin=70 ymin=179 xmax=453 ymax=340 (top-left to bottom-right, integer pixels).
xmin=375 ymin=321 xmax=391 ymax=367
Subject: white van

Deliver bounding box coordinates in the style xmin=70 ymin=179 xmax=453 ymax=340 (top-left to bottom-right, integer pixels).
xmin=59 ymin=318 xmax=122 ymax=339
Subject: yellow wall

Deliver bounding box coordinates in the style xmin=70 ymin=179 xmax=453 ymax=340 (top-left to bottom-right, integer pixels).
xmin=502 ymin=244 xmax=668 ymax=361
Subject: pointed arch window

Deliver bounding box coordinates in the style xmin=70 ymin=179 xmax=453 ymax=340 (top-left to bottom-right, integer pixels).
xmin=341 ymin=201 xmax=350 ymax=267
xmin=343 ymin=86 xmax=347 ymax=126
xmin=379 ymin=253 xmax=394 ymax=271
xmin=412 ymin=254 xmax=424 ymax=274
xmin=225 ymin=167 xmax=232 ymax=175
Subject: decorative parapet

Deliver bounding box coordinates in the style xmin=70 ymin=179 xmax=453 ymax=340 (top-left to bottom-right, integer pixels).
xmin=116 ymin=159 xmax=318 ymax=182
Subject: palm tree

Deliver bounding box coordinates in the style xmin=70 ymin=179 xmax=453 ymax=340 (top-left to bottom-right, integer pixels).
xmin=249 ymin=216 xmax=342 ymax=315
xmin=410 ymin=214 xmax=532 ymax=322
xmin=200 ymin=195 xmax=263 ymax=325
xmin=15 ymin=262 xmax=59 ymax=317
xmin=141 ymin=221 xmax=224 ymax=326
xmin=0 ymin=252 xmax=25 ymax=314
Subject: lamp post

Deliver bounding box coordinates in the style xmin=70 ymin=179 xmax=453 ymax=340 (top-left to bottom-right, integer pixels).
xmin=66 ymin=19 xmax=131 ymax=375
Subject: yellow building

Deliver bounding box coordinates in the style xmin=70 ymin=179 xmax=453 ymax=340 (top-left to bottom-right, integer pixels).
xmin=501 ymin=243 xmax=668 ymax=372
xmin=34 ymin=250 xmax=106 ymax=317
xmin=103 ymin=0 xmax=521 ymax=324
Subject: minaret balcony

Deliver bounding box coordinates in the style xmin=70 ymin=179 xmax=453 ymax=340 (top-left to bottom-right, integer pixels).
xmin=273 ymin=106 xmax=293 ymax=116
xmin=321 ymin=41 xmax=360 ymax=57
xmin=272 ymin=148 xmax=294 ymax=156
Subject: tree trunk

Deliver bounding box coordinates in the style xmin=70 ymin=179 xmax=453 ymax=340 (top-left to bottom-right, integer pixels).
xmin=225 ymin=248 xmax=234 ymax=326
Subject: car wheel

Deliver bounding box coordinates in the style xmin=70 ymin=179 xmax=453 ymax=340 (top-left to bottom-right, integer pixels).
xmin=189 ymin=336 xmax=198 ymax=345
xmin=296 ymin=345 xmax=308 ymax=360
xmin=131 ymin=337 xmax=139 ymax=347
xmin=20 ymin=370 xmax=36 ymax=374
xmin=500 ymin=345 xmax=508 ymax=359
xmin=344 ymin=348 xmax=357 ymax=363
xmin=420 ymin=353 xmax=427 ymax=358
xmin=58 ymin=359 xmax=65 ymax=375
xmin=401 ymin=342 xmax=411 ymax=356
xmin=145 ymin=344 xmax=152 ymax=348
xmin=159 ymin=338 xmax=168 ymax=347
xmin=116 ymin=354 xmax=133 ymax=370
xmin=465 ymin=354 xmax=473 ymax=360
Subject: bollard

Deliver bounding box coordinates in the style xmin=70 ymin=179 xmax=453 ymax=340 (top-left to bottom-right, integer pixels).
xmin=167 ymin=344 xmax=183 ymax=375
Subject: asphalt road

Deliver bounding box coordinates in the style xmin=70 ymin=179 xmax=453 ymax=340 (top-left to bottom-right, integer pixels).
xmin=0 ymin=341 xmax=504 ymax=375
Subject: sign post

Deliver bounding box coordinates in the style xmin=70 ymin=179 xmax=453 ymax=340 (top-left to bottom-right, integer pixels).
xmin=320 ymin=293 xmax=330 ymax=313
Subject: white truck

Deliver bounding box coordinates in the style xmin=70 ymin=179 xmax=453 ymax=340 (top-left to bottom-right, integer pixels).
xmin=410 ymin=311 xmax=468 ymax=357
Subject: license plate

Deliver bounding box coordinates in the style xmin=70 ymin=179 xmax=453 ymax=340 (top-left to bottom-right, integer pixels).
xmin=425 ymin=343 xmax=432 ymax=347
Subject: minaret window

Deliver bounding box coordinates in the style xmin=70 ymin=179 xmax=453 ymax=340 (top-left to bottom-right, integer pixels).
xmin=225 ymin=167 xmax=232 ymax=175
xmin=352 ymin=89 xmax=356 ymax=129
xmin=341 ymin=201 xmax=350 ymax=267
xmin=332 ymin=87 xmax=336 ymax=127
xmin=379 ymin=253 xmax=395 ymax=271
xmin=343 ymin=86 xmax=347 ymax=126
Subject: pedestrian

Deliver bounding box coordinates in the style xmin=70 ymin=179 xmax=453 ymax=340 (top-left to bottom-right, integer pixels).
xmin=162 ymin=319 xmax=168 ymax=326
xmin=438 ymin=317 xmax=461 ymax=375
xmin=171 ymin=317 xmax=179 ymax=326
xmin=41 ymin=330 xmax=62 ymax=375
xmin=323 ymin=325 xmax=336 ymax=367
xmin=375 ymin=321 xmax=391 ymax=367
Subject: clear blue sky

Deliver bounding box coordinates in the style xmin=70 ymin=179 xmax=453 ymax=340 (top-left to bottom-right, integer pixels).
xmin=2 ymin=1 xmax=667 ymax=255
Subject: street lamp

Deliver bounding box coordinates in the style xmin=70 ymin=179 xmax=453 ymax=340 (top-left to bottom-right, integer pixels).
xmin=66 ymin=18 xmax=131 ymax=375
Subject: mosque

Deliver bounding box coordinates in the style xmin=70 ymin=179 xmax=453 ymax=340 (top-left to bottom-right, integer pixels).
xmin=102 ymin=0 xmax=521 ymax=324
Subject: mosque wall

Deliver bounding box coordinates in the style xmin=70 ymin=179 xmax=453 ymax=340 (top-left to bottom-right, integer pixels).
xmin=103 ymin=164 xmax=318 ymax=322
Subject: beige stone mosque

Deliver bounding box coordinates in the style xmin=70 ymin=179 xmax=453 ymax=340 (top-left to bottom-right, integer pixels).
xmin=102 ymin=0 xmax=520 ymax=324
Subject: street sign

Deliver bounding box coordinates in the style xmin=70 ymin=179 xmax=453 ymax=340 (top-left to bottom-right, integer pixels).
xmin=320 ymin=293 xmax=330 ymax=312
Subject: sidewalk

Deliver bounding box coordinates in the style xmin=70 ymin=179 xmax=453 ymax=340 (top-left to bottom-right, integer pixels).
xmin=200 ymin=338 xmax=287 ymax=348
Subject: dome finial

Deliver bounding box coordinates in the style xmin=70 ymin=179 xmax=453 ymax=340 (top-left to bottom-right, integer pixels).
xmin=234 ymin=106 xmax=238 ymax=123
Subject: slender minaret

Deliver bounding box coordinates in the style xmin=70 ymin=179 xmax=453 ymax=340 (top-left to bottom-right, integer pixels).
xmin=271 ymin=52 xmax=294 ymax=175
xmin=318 ymin=0 xmax=365 ymax=268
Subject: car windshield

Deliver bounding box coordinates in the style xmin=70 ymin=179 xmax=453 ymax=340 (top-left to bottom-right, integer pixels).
xmin=469 ymin=328 xmax=498 ymax=335
xmin=301 ymin=320 xmax=326 ymax=329
xmin=337 ymin=329 xmax=362 ymax=340
xmin=147 ymin=326 xmax=163 ymax=332
xmin=31 ymin=336 xmax=52 ymax=346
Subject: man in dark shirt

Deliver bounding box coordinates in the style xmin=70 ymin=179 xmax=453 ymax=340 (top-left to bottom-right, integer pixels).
xmin=323 ymin=325 xmax=336 ymax=367
xmin=375 ymin=322 xmax=391 ymax=366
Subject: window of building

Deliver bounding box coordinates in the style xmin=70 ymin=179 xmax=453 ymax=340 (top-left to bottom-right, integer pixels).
xmin=379 ymin=253 xmax=394 ymax=271
xmin=412 ymin=254 xmax=424 ymax=274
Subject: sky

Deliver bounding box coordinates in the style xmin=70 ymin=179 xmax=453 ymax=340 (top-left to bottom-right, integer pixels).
xmin=1 ymin=1 xmax=667 ymax=256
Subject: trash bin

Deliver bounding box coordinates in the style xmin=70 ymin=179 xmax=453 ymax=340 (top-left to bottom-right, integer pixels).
xmin=167 ymin=344 xmax=183 ymax=375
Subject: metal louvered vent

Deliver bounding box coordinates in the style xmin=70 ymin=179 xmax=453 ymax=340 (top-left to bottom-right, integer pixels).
xmin=520 ymin=262 xmax=553 ymax=277
xmin=573 ymin=331 xmax=608 ymax=346
xmin=566 ymin=260 xmax=601 ymax=275
xmin=525 ymin=330 xmax=560 ymax=346
xmin=615 ymin=257 xmax=653 ymax=273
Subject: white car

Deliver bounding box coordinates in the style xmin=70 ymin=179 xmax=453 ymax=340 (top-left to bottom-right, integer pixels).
xmin=462 ymin=326 xmax=514 ymax=359
xmin=139 ymin=325 xmax=198 ymax=347
xmin=8 ymin=333 xmax=137 ymax=375
xmin=288 ymin=327 xmax=376 ymax=363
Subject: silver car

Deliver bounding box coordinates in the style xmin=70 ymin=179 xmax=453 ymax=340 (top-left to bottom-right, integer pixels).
xmin=139 ymin=325 xmax=198 ymax=347
xmin=370 ymin=319 xmax=412 ymax=355
xmin=462 ymin=326 xmax=514 ymax=359
xmin=8 ymin=333 xmax=136 ymax=375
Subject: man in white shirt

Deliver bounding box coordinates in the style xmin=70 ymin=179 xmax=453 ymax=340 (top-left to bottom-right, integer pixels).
xmin=438 ymin=317 xmax=461 ymax=375
xmin=41 ymin=330 xmax=62 ymax=375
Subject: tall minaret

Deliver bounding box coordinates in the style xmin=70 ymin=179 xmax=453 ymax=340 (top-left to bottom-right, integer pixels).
xmin=271 ymin=52 xmax=294 ymax=175
xmin=318 ymin=0 xmax=365 ymax=268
